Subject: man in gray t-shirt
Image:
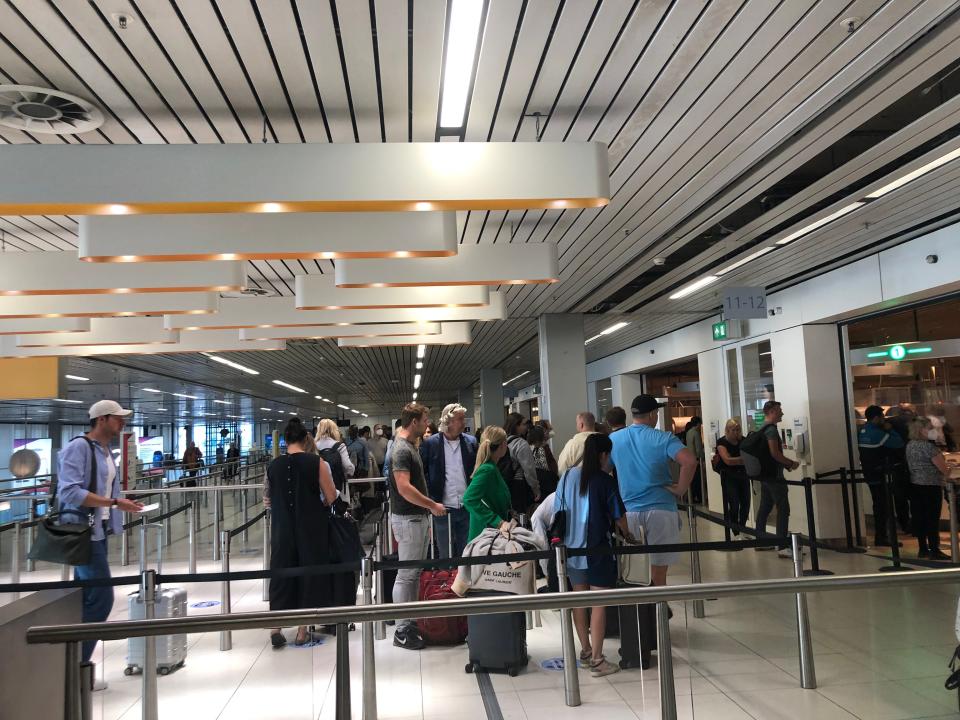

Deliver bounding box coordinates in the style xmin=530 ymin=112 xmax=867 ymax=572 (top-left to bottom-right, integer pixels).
xmin=388 ymin=402 xmax=445 ymax=650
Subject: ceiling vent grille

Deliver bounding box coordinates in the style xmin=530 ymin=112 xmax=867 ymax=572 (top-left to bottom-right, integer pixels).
xmin=0 ymin=85 xmax=104 ymax=135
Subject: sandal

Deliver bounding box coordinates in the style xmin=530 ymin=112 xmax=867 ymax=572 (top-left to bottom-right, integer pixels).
xmin=589 ymin=656 xmax=621 ymax=677
xmin=270 ymin=631 xmax=287 ymax=649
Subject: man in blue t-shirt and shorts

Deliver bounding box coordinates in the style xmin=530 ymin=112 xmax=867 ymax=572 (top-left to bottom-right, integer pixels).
xmin=610 ymin=394 xmax=699 ymax=586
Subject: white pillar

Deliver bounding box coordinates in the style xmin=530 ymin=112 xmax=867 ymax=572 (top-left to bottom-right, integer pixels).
xmin=479 ymin=369 xmax=504 ymax=429
xmin=458 ymin=387 xmax=476 ymax=435
xmin=538 ymin=314 xmax=588 ymax=451
xmin=610 ymin=374 xmax=644 ymax=414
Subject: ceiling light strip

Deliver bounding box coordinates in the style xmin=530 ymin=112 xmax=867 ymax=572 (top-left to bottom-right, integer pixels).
xmin=584 ymin=321 xmax=630 ymax=345
xmin=502 ymin=371 xmax=530 ymax=386
xmin=295 ymin=276 xmax=490 ymax=310
xmin=272 ymin=379 xmax=307 ymax=394
xmin=439 ymin=0 xmax=486 ymax=128
xmin=207 ymin=355 xmax=260 ymax=375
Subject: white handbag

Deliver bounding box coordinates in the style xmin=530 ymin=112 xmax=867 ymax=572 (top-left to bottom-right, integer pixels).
xmin=617 ymin=525 xmax=650 ymax=586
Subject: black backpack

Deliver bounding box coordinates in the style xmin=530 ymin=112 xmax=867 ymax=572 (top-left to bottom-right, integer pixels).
xmin=319 ymin=442 xmax=347 ymax=491
xmin=740 ymin=423 xmax=777 ymax=478
xmin=498 ymin=436 xmax=533 ymax=512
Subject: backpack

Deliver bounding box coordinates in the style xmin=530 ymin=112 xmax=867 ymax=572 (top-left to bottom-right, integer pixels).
xmin=739 ymin=424 xmax=777 ymax=478
xmin=499 ymin=436 xmax=533 ymax=512
xmin=319 ymin=442 xmax=347 ymax=491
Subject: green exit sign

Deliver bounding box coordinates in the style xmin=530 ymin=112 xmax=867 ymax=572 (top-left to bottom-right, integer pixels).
xmin=712 ymin=321 xmax=728 ymax=341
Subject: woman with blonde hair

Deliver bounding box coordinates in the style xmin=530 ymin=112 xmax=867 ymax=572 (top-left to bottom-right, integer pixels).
xmin=906 ymin=416 xmax=951 ymax=560
xmin=716 ymin=418 xmax=750 ymax=536
xmin=462 ymin=426 xmax=513 ymax=543
xmin=315 ymin=418 xmax=354 ymax=490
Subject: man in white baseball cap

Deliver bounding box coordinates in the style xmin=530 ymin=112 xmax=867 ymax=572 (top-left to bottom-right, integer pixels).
xmin=58 ymin=399 xmax=142 ymax=686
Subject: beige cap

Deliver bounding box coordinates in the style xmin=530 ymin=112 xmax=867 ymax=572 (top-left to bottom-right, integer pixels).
xmin=88 ymin=399 xmax=133 ymax=419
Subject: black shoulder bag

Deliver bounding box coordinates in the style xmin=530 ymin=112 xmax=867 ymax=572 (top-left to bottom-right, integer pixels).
xmin=29 ymin=437 xmax=98 ymax=566
xmin=547 ymin=470 xmax=570 ymax=547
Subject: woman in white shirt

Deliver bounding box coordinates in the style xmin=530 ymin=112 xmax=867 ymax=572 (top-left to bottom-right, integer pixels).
xmin=315 ymin=418 xmax=355 ymax=480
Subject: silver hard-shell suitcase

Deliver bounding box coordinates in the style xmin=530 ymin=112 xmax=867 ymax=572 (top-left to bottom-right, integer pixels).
xmin=125 ymin=587 xmax=188 ymax=675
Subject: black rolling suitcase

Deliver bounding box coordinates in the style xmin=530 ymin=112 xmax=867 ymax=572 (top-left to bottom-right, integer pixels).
xmin=464 ymin=590 xmax=528 ymax=676
xmin=612 ymin=594 xmax=655 ymax=669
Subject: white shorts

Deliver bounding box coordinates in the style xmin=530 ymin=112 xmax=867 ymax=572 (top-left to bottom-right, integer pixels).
xmin=626 ymin=509 xmax=682 ymax=567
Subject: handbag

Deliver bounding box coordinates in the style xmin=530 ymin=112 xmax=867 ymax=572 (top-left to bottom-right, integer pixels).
xmin=327 ymin=504 xmax=363 ymax=564
xmin=547 ymin=470 xmax=570 ymax=546
xmin=29 ymin=437 xmax=98 ymax=566
xmin=617 ymin=525 xmax=650 ymax=586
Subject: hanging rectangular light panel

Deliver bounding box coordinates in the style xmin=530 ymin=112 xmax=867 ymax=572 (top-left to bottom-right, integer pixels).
xmin=239 ymin=322 xmax=441 ymax=341
xmin=338 ymin=323 xmax=472 ymax=347
xmin=0 ymin=330 xmax=284 ymax=357
xmin=17 ymin=318 xmax=179 ymax=348
xmin=295 ymin=275 xmax=488 ymax=310
xmin=0 ymin=317 xmax=91 ymax=335
xmin=0 ymin=252 xmax=245 ymax=295
xmin=334 ymin=243 xmax=559 ymax=287
xmin=166 ymin=292 xmax=506 ymax=330
xmin=0 ymin=142 xmax=609 ymax=215
xmin=78 ymin=211 xmax=458 ymax=262
xmin=0 ymin=292 xmax=220 ymax=319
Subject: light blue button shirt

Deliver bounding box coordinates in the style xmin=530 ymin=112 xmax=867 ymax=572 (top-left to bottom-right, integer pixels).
xmin=57 ymin=436 xmax=122 ymax=541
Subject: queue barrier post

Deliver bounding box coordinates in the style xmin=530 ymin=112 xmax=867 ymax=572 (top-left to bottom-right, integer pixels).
xmin=801 ymin=475 xmax=832 ymax=576
xmin=361 ymin=556 xmax=377 ymax=720
xmin=553 ymin=544 xmax=581 ymax=708
xmin=657 ymin=601 xmax=677 ymax=720
xmin=791 ymin=533 xmax=817 ymax=689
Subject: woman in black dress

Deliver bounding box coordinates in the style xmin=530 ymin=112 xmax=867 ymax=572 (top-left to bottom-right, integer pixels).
xmin=716 ymin=418 xmax=750 ymax=536
xmin=266 ymin=417 xmax=338 ymax=648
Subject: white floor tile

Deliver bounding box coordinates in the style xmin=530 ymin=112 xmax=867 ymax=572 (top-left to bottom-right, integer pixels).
xmin=724 ymin=687 xmax=858 ymax=720
xmin=817 ymin=681 xmax=956 ymax=720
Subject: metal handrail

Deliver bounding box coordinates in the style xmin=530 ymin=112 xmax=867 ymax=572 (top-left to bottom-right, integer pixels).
xmin=121 ymin=483 xmax=264 ymax=495
xmin=25 ymin=566 xmax=960 ymax=644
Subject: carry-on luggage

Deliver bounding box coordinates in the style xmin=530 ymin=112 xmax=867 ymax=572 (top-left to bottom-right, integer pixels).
xmin=416 ymin=515 xmax=467 ymax=645
xmin=125 ymin=587 xmax=188 ymax=675
xmin=612 ymin=530 xmax=655 ymax=669
xmin=464 ymin=589 xmax=528 ymax=676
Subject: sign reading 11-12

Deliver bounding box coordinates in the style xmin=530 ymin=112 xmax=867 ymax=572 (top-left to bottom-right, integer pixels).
xmin=722 ymin=286 xmax=767 ymax=320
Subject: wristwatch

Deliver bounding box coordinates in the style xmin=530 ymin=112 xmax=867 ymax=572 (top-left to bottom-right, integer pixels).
xmin=110 ymin=499 xmax=119 ymax=508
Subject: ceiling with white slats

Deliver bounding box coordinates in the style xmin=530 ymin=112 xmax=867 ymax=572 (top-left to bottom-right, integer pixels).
xmin=2 ymin=0 xmax=960 ymax=420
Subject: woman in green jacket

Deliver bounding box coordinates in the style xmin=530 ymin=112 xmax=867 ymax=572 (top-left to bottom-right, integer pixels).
xmin=463 ymin=426 xmax=513 ymax=542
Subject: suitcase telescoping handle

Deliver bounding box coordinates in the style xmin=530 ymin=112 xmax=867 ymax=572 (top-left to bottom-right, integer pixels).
xmin=429 ymin=513 xmax=453 ymax=560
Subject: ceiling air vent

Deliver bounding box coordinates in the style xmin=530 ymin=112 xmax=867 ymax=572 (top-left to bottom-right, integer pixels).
xmin=0 ymin=85 xmax=104 ymax=135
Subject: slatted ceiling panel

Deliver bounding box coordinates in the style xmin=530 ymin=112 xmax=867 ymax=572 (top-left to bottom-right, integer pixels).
xmin=410 ymin=0 xmax=445 ymax=142
xmin=294 ymin=0 xmax=351 ymax=144
xmin=374 ymin=0 xmax=409 ymax=143
xmin=336 ymin=1 xmax=381 ymax=143
xmin=0 ymin=217 xmax=74 ymax=250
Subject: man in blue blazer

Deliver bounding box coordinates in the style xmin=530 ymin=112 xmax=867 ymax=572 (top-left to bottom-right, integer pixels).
xmin=420 ymin=403 xmax=478 ymax=557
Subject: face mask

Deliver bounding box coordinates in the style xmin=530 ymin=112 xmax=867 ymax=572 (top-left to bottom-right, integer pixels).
xmin=927 ymin=430 xmax=939 ymax=441
xmin=375 ymin=428 xmax=383 ymax=437
xmin=548 ymin=430 xmax=556 ymax=438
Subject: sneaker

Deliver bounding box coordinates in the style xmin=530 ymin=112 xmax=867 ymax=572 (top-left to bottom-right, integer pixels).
xmin=393 ymin=626 xmax=425 ymax=651
xmin=928 ymin=549 xmax=951 ymax=562
xmin=589 ymin=657 xmax=621 ymax=677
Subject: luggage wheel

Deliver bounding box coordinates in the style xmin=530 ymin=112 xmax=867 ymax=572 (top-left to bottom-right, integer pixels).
xmin=123 ymin=666 xmax=137 ymax=676
xmin=507 ymin=665 xmax=519 ymax=677
xmin=158 ymin=667 xmax=170 ymax=676
xmin=464 ymin=662 xmax=476 ymax=674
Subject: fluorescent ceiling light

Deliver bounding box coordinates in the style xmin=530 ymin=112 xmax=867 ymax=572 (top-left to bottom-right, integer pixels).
xmin=416 ymin=362 xmax=423 ymax=369
xmin=207 ymin=355 xmax=260 ymax=375
xmin=716 ymin=247 xmax=776 ymax=276
xmin=339 ymin=323 xmax=471 ymax=348
xmin=775 ymin=203 xmax=865 ymax=246
xmin=351 ymin=409 xmax=360 ymax=415
xmin=412 ymin=392 xmax=418 ymax=400
xmin=295 ymin=275 xmax=489 ymax=310
xmin=260 ymin=407 xmax=272 ymax=411
xmin=502 ymin=371 xmax=530 ymax=386
xmin=414 ymin=374 xmax=422 ymax=389
xmin=669 ymin=276 xmax=719 ymax=300
xmin=417 ymin=345 xmax=426 ymax=358
xmin=143 ymin=388 xmax=162 ymax=394
xmin=362 ymin=413 xmax=369 ymax=418
xmin=337 ymin=404 xmax=350 ymax=410
xmin=53 ymin=398 xmax=83 ymax=404
xmin=156 ymin=408 xmax=166 ymax=411
xmin=64 ymin=374 xmax=89 ymax=381
xmin=865 ymin=146 xmax=960 ymax=199
xmin=0 ymin=143 xmax=610 ymax=214
xmin=173 ymin=393 xmax=199 ymax=400
xmin=79 ymin=212 xmax=458 ymax=262
xmin=322 ymin=398 xmax=332 ymax=403
xmin=584 ymin=321 xmax=630 ymax=345
xmin=213 ymin=400 xmax=230 ymax=405
xmin=0 ymin=251 xmax=244 ymax=296
xmin=439 ymin=0 xmax=485 ymax=127
xmin=334 ymin=243 xmax=559 ymax=288
xmin=0 ymin=317 xmax=91 ymax=335
xmin=273 ymin=379 xmax=307 ymax=393
xmin=288 ymin=412 xmax=296 ymax=416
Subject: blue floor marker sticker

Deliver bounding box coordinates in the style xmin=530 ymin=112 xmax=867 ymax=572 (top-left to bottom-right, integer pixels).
xmin=189 ymin=600 xmax=220 ymax=608
xmin=540 ymin=657 xmax=565 ymax=671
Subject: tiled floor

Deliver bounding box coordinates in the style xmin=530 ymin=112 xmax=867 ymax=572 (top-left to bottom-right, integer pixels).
xmin=3 ymin=505 xmax=959 ymax=719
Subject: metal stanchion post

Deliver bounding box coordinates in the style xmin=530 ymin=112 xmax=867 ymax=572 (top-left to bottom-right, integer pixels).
xmin=65 ymin=641 xmax=82 ymax=720
xmin=220 ymin=531 xmax=232 ymax=651
xmin=850 ymin=469 xmax=864 ymax=546
xmin=361 ymin=557 xmax=378 ymax=720
xmin=162 ymin=493 xmax=171 ymax=547
xmin=802 ymin=476 xmax=832 ymax=576
xmin=374 ymin=537 xmax=386 ymax=641
xmin=656 ymin=601 xmax=677 ymax=720
xmin=213 ymin=489 xmax=222 ymax=561
xmin=241 ymin=489 xmax=249 ymax=544
xmin=25 ymin=502 xmax=35 ymax=572
xmin=685 ymin=504 xmax=704 ymax=618
xmin=121 ymin=520 xmax=130 ymax=567
xmin=790 ymin=533 xmax=817 ymax=689
xmin=879 ymin=466 xmax=912 ymax=573
xmin=139 ymin=516 xmax=148 ymax=573
xmin=262 ymin=510 xmax=270 ymax=603
xmin=79 ymin=659 xmax=93 ymax=720
xmin=336 ymin=623 xmax=351 ymax=720
xmin=141 ymin=569 xmax=159 ymax=720
xmin=554 ymin=545 xmax=581 ymax=707
xmin=947 ymin=482 xmax=959 ymax=564
xmin=188 ymin=501 xmax=197 ymax=575
xmin=839 ymin=469 xmax=853 ymax=550
xmin=61 ymin=562 xmax=70 ymax=581
xmin=10 ymin=522 xmax=21 ymax=601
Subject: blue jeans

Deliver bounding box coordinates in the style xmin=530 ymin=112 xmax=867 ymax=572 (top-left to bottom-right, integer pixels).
xmin=433 ymin=507 xmax=470 ymax=559
xmin=74 ymin=538 xmax=113 ymax=662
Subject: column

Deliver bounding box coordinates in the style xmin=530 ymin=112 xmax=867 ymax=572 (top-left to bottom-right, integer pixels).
xmin=610 ymin=373 xmax=644 ymax=414
xmin=538 ymin=314 xmax=588 ymax=452
xmin=458 ymin=387 xmax=476 ymax=435
xmin=478 ymin=369 xmax=504 ymax=429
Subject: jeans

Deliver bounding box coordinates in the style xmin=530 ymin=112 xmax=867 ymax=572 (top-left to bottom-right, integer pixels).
xmin=755 ymin=481 xmax=790 ymax=549
xmin=391 ymin=514 xmax=429 ymax=632
xmin=911 ymin=484 xmax=943 ymax=552
xmin=721 ymin=474 xmax=751 ymax=532
xmin=75 ymin=538 xmax=113 ymax=662
xmin=433 ymin=507 xmax=469 ymax=559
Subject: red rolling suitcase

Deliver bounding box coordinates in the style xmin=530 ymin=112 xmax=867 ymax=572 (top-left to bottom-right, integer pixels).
xmin=416 ymin=515 xmax=467 ymax=645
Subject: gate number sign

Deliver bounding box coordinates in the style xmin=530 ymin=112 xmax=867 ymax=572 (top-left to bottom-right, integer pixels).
xmin=722 ymin=286 xmax=767 ymax=319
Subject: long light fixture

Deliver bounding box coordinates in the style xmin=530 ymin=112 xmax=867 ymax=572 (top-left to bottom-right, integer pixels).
xmin=334 ymin=243 xmax=559 ymax=287
xmin=412 ymin=392 xmax=418 ymax=400
xmin=439 ymin=0 xmax=485 ymax=128
xmin=865 ymin=145 xmax=960 ymax=199
xmin=0 ymin=252 xmax=245 ymax=296
xmin=417 ymin=344 xmax=426 ymax=359
xmin=273 ymin=379 xmax=307 ymax=393
xmin=79 ymin=211 xmax=458 ymax=262
xmin=775 ymin=202 xmax=865 ymax=246
xmin=16 ymin=317 xmax=178 ymax=348
xmin=64 ymin=374 xmax=89 ymax=381
xmin=295 ymin=275 xmax=489 ymax=310
xmin=172 ymin=393 xmax=199 ymax=399
xmin=584 ymin=321 xmax=630 ymax=345
xmin=239 ymin=322 xmax=441 ymax=342
xmin=0 ymin=317 xmax=91 ymax=335
xmin=166 ymin=293 xmax=506 ymax=330
xmin=337 ymin=404 xmax=350 ymax=410
xmin=0 ymin=291 xmax=219 ymax=319
xmin=339 ymin=323 xmax=471 ymax=348
xmin=502 ymin=371 xmax=530 ymax=386
xmin=669 ymin=276 xmax=719 ymax=301
xmin=143 ymin=388 xmax=162 ymax=394
xmin=0 ymin=331 xmax=284 ymax=358
xmin=413 ymin=374 xmax=422 ymax=389
xmin=0 ymin=143 xmax=610 ymax=214
xmin=206 ymin=355 xmax=260 ymax=375
xmin=213 ymin=400 xmax=230 ymax=405
xmin=715 ymin=247 xmax=776 ymax=276
xmin=53 ymin=398 xmax=83 ymax=404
